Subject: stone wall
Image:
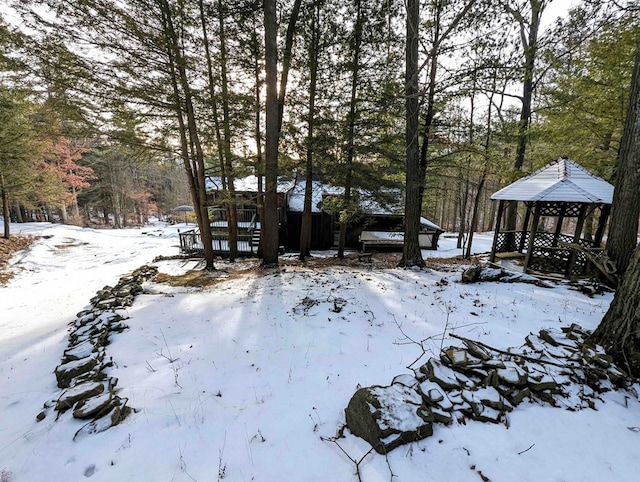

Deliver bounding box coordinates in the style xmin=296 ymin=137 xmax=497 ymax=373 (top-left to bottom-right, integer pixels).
xmin=37 ymin=265 xmax=158 ymax=440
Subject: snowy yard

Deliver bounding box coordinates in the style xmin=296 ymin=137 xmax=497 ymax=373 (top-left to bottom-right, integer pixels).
xmin=1 ymin=222 xmax=639 ymax=482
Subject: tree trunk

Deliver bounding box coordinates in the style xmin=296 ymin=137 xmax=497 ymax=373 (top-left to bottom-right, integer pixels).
xmin=160 ymin=0 xmax=214 ymax=269
xmin=506 ymin=0 xmax=544 ymax=231
xmin=338 ymin=0 xmax=363 ymax=259
xmin=300 ymin=3 xmax=320 ymax=260
xmin=457 ymin=161 xmax=470 ymax=249
xmin=199 ymin=0 xmax=227 ymax=192
xmin=400 ymin=0 xmax=424 ymax=267
xmin=252 ymin=26 xmax=265 ymax=258
xmin=60 ymin=204 xmax=68 ymax=224
xmin=465 ymin=170 xmax=487 ymax=259
xmin=590 ymin=243 xmax=640 ymax=377
xmin=1 ymin=172 xmax=10 ymax=239
xmin=217 ymin=0 xmax=239 ymax=261
xmin=277 ymin=0 xmax=304 ymax=133
xmin=262 ymin=0 xmax=280 ymax=266
xmin=15 ymin=204 xmax=24 ymax=224
xmin=605 ymin=37 xmax=640 ymax=276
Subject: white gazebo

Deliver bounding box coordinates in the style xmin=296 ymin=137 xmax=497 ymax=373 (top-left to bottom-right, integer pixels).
xmin=490 ymin=157 xmax=614 ymax=278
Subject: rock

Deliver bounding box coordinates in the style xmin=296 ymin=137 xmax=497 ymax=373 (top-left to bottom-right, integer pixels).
xmin=392 ymin=374 xmax=418 ymax=388
xmin=73 ymin=401 xmax=131 ymax=441
xmin=95 ymin=298 xmax=119 ymax=309
xmin=56 ymin=381 xmax=105 ymax=412
xmin=345 ymin=385 xmax=433 ymax=454
xmin=482 ymin=370 xmax=499 ymax=388
xmin=483 ymin=359 xmax=506 ymax=369
xmin=497 ymin=362 xmax=528 ymax=386
xmin=442 ymin=347 xmax=470 ymax=367
xmin=73 ymin=392 xmax=113 ymax=419
xmin=420 ymin=358 xmax=461 ymax=390
xmin=461 ymin=267 xmax=482 ymax=283
xmin=74 ymin=312 xmax=98 ymax=328
xmin=55 ymin=356 xmax=99 ymax=388
xmin=472 ymin=405 xmax=503 ymax=424
xmin=528 ymin=374 xmax=557 ymax=392
xmin=431 ymin=408 xmax=453 ymax=424
xmin=63 ymin=340 xmax=95 ymax=362
xmin=417 ymin=381 xmax=445 ymax=404
xmin=461 ymin=339 xmax=492 ymax=361
xmin=607 ymin=366 xmax=627 ymax=384
xmin=36 ymin=411 xmax=47 ymax=422
xmin=499 ymin=386 xmax=531 ymax=405
xmin=539 ymin=328 xmax=579 ymax=350
xmin=109 ymin=321 xmax=129 ymax=333
xmin=474 ymin=386 xmax=506 ymax=411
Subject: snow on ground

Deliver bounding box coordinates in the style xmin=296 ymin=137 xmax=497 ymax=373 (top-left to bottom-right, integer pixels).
xmin=1 ymin=222 xmax=639 ymax=482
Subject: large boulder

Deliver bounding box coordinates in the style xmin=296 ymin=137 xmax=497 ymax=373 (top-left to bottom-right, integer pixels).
xmin=345 ymin=384 xmax=433 ymax=454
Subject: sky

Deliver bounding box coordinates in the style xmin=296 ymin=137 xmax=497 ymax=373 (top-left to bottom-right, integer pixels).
xmin=1 ymin=221 xmax=639 ymax=481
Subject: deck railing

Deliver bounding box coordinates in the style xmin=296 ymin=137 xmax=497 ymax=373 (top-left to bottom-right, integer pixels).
xmin=210 ymin=207 xmax=258 ymax=229
xmin=178 ymin=226 xmax=258 ymax=256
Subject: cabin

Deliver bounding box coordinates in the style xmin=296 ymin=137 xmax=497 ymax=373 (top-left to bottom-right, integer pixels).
xmin=179 ymin=175 xmax=443 ymax=255
xmin=489 ymin=157 xmax=614 ymax=279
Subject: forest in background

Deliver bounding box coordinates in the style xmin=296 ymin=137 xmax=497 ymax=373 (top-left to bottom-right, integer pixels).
xmin=0 ymin=0 xmax=637 ymax=251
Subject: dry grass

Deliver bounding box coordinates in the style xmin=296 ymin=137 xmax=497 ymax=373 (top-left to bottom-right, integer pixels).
xmin=152 ymin=252 xmax=480 ymax=290
xmin=0 ymin=235 xmax=37 ymax=286
xmin=153 ymin=270 xmax=228 ymax=288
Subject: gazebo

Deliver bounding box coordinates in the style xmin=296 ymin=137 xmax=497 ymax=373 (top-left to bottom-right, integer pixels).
xmin=489 ymin=157 xmax=614 ymax=278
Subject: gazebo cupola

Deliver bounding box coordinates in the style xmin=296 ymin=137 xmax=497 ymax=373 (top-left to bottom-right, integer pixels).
xmin=490 ymin=157 xmax=614 ymax=278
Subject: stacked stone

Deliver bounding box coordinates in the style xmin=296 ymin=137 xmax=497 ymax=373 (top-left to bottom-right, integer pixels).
xmin=345 ymin=324 xmax=630 ymax=454
xmin=39 ymin=265 xmax=158 ymax=440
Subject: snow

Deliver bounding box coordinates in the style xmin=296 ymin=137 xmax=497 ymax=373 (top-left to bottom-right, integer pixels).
xmin=1 ymin=221 xmax=639 ymax=481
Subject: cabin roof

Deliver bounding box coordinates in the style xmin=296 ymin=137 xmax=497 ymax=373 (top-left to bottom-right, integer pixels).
xmin=490 ymin=158 xmax=614 ymax=204
xmin=206 ymin=175 xmax=295 ymax=193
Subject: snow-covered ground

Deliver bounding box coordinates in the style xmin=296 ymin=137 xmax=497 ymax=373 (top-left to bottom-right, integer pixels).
xmin=1 ymin=222 xmax=638 ymax=482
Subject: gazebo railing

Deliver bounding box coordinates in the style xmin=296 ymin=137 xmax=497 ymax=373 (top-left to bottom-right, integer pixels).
xmin=494 ymin=230 xmax=530 ymax=253
xmin=493 ymin=229 xmax=602 ymax=277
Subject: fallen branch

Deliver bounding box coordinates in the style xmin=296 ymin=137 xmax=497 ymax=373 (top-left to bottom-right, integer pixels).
xmin=321 ymin=435 xmax=374 ymax=482
xmin=450 ymin=334 xmax=566 ymax=368
xmin=518 ymin=443 xmax=535 ymax=455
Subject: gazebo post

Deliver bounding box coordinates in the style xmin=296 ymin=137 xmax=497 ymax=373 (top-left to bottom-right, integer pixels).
xmin=524 ymin=205 xmax=542 ymax=273
xmin=594 ymin=204 xmax=611 ymax=247
xmin=566 ymin=204 xmax=588 ymax=277
xmin=519 ymin=204 xmax=532 ymax=253
xmin=490 ymin=200 xmax=505 ymax=262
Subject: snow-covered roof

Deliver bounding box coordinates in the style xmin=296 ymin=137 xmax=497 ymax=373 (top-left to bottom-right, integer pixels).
xmin=206 ymin=175 xmax=295 ymax=193
xmin=286 ymin=180 xmax=404 ymax=215
xmin=287 ymin=180 xmax=326 ymax=213
xmin=490 ymin=158 xmax=613 ymax=204
xmin=420 ymin=217 xmax=443 ymax=233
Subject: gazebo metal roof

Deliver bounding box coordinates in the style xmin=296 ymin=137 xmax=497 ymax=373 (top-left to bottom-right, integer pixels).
xmin=491 ymin=157 xmax=614 ymax=204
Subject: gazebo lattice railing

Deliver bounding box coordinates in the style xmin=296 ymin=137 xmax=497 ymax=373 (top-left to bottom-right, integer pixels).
xmin=492 ymin=228 xmax=602 ymax=277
